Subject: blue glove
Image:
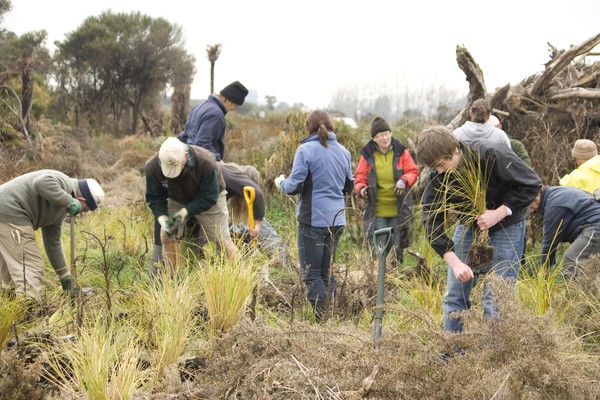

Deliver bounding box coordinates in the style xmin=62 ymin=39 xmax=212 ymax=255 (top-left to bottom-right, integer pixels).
xmin=67 ymin=198 xmax=81 ymax=216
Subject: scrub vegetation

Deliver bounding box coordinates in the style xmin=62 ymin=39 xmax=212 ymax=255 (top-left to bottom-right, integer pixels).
xmin=1 ymin=111 xmax=599 ymax=399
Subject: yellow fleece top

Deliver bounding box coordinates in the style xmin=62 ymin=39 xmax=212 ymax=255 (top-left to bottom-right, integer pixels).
xmin=374 ymin=151 xmax=397 ymax=217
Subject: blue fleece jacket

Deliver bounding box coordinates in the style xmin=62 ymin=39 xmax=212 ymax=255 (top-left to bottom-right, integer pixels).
xmin=178 ymin=95 xmax=227 ymax=161
xmin=279 ymin=132 xmax=354 ymax=227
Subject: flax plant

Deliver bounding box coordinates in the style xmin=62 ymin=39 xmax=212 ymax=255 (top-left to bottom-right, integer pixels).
xmin=517 ymin=259 xmax=567 ymax=318
xmin=129 ymin=270 xmax=202 ymax=380
xmin=439 ymin=147 xmax=493 ymax=265
xmin=43 ymin=316 xmax=145 ymax=400
xmin=199 ymin=249 xmax=258 ymax=335
xmin=388 ymin=274 xmax=445 ymax=329
xmin=0 ymin=294 xmax=24 ymax=348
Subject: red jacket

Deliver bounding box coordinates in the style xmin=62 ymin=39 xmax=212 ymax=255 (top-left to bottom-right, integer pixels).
xmin=354 ymin=140 xmax=419 ymax=194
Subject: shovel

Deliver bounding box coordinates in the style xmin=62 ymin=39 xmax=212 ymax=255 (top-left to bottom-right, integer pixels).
xmin=373 ymin=227 xmax=393 ymax=346
xmin=243 ymin=186 xmax=257 ymax=247
xmin=244 ymin=186 xmax=260 ymax=321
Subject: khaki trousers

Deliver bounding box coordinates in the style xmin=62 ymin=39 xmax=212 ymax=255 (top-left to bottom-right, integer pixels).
xmin=0 ymin=222 xmax=44 ymax=302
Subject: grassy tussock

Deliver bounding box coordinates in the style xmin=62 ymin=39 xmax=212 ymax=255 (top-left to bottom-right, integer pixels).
xmin=128 ymin=270 xmax=202 ymax=379
xmin=43 ymin=316 xmax=146 ymax=400
xmin=517 ymin=259 xmax=567 ymax=318
xmin=0 ymin=294 xmax=25 ymax=348
xmin=199 ymin=250 xmax=259 ymax=335
xmin=561 ymin=255 xmax=600 ymax=347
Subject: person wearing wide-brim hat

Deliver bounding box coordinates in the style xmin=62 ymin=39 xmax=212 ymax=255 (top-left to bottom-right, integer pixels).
xmin=0 ymin=170 xmax=104 ymax=302
xmin=559 ymin=138 xmax=600 ymax=195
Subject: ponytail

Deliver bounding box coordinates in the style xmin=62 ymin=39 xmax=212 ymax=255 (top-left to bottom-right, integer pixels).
xmin=306 ymin=109 xmax=333 ymax=148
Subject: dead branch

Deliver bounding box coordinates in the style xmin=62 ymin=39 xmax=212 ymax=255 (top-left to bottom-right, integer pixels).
xmin=448 ymin=45 xmax=488 ymax=129
xmin=456 ymin=44 xmax=487 ymax=102
xmin=530 ymin=32 xmax=600 ymax=96
xmin=549 ymin=87 xmax=600 ymax=100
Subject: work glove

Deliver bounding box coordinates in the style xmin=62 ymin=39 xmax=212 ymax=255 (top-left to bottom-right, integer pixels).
xmin=359 ymin=186 xmax=369 ymax=200
xmin=171 ymin=208 xmax=188 ymax=238
xmin=60 ymin=274 xmax=78 ymax=296
xmin=67 ymin=198 xmax=82 ymax=216
xmin=172 ymin=208 xmax=188 ymax=226
xmin=394 ymin=179 xmax=406 ymax=195
xmin=274 ymin=174 xmax=286 ymax=190
xmin=158 ymin=215 xmax=174 ymax=237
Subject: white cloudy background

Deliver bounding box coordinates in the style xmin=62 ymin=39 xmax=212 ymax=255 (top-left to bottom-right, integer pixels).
xmin=6 ymin=0 xmax=600 ymax=108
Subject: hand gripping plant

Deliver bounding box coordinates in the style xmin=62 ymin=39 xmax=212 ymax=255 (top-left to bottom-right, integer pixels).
xmin=440 ymin=147 xmax=493 ymax=270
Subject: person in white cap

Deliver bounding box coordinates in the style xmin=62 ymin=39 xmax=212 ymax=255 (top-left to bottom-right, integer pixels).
xmin=144 ymin=137 xmax=239 ymax=273
xmin=0 ymin=170 xmax=104 ymax=302
xmin=559 ymin=138 xmax=600 ymax=195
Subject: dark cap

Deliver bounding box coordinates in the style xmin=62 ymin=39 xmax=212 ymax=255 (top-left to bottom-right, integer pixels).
xmin=370 ymin=116 xmax=391 ymax=137
xmin=220 ymin=81 xmax=248 ymax=105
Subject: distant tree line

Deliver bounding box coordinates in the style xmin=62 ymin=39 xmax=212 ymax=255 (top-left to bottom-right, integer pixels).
xmin=0 ymin=1 xmax=195 ymax=147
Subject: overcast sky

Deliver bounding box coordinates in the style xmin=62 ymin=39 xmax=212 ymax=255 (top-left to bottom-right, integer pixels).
xmin=6 ymin=0 xmax=600 ymax=109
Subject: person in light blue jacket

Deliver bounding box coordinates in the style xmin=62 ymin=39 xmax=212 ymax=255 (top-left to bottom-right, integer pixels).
xmin=274 ymin=110 xmax=354 ymax=322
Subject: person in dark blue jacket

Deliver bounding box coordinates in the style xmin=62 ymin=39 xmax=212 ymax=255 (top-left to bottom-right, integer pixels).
xmin=531 ymin=185 xmax=600 ymax=277
xmin=177 ymin=80 xmax=248 ymax=161
xmin=274 ymin=110 xmax=354 ymax=322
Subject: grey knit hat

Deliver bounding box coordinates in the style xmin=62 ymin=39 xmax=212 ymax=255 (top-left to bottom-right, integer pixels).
xmin=572 ymin=139 xmax=598 ymax=161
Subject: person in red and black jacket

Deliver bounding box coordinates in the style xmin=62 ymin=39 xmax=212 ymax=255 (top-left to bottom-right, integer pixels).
xmin=354 ymin=116 xmax=419 ymax=266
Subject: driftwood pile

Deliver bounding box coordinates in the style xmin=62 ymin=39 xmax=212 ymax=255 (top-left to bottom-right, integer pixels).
xmin=450 ymin=32 xmax=600 ymax=185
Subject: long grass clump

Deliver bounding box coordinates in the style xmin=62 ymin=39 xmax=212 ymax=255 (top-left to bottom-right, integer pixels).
xmin=0 ymin=294 xmax=24 ymax=348
xmin=129 ymin=269 xmax=202 ymax=379
xmin=43 ymin=315 xmax=145 ymax=400
xmin=200 ymin=251 xmax=258 ymax=335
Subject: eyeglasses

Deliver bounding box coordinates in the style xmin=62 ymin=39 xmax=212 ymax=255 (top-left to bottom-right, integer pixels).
xmin=374 ymin=131 xmax=392 ymax=140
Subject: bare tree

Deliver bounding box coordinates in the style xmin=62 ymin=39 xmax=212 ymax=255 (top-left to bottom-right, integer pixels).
xmin=206 ymin=44 xmax=222 ymax=94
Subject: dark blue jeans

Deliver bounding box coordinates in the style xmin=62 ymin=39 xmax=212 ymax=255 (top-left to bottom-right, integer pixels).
xmin=443 ymin=220 xmax=525 ymax=332
xmin=297 ymin=223 xmax=344 ymax=320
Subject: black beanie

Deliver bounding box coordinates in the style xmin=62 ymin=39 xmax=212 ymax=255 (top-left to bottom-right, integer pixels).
xmin=370 ymin=117 xmax=391 ymax=137
xmin=220 ymin=81 xmax=249 ymax=105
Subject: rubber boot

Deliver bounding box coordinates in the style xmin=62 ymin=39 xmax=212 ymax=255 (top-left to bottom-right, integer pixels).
xmin=149 ymin=244 xmax=163 ymax=277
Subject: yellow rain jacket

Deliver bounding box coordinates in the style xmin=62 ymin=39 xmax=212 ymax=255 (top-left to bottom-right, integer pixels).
xmin=559 ymin=155 xmax=600 ymax=194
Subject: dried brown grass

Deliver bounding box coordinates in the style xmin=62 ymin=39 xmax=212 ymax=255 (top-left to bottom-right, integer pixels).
xmin=177 ymin=276 xmax=599 ymax=399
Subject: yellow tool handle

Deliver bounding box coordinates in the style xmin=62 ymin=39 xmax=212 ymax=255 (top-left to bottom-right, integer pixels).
xmin=243 ymin=186 xmax=256 ymax=229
